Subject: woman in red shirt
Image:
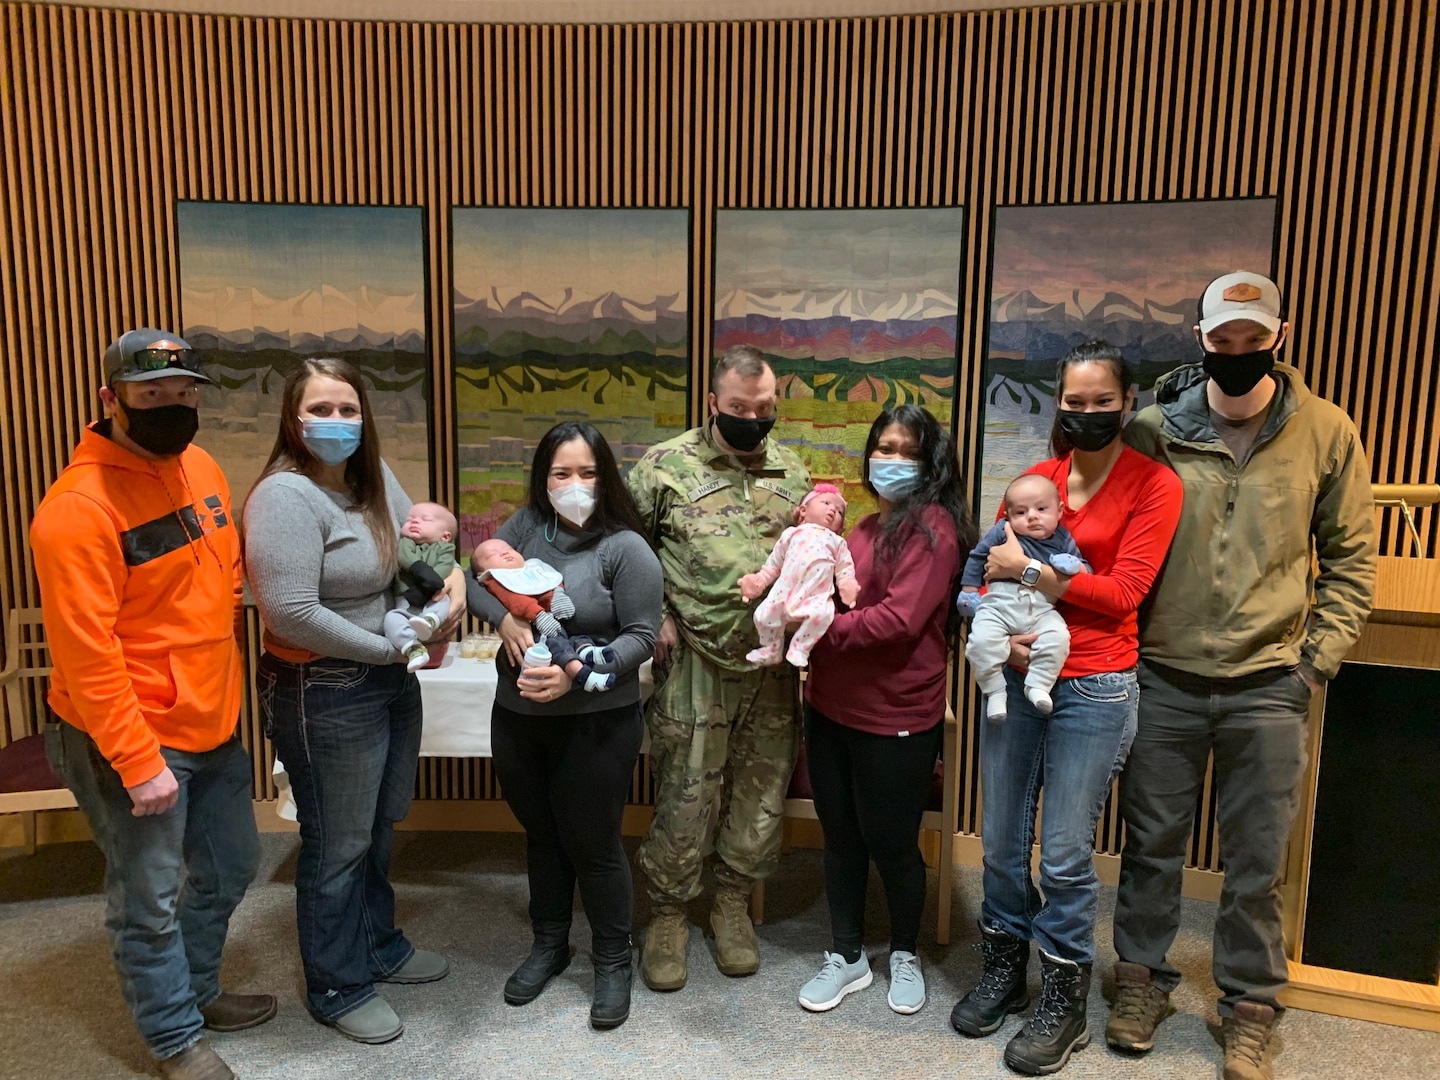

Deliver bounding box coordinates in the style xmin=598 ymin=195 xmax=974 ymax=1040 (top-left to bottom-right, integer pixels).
xmin=949 ymin=342 xmax=1183 ymax=1075
xmin=797 ymin=404 xmax=976 ymax=1017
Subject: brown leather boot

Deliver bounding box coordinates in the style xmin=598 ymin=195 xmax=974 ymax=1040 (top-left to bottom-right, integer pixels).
xmin=200 ymin=991 xmax=278 ymax=1032
xmin=1222 ymin=1000 xmax=1277 ymax=1080
xmin=158 ymin=1041 xmax=235 ymax=1080
xmin=1105 ymin=962 xmax=1172 ymax=1053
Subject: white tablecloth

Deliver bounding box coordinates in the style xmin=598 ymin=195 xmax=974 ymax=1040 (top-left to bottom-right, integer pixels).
xmin=273 ymin=644 xmax=652 ymax=820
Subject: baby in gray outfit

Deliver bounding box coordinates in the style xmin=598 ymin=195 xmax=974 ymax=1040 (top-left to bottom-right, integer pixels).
xmin=957 ymin=474 xmax=1088 ymax=721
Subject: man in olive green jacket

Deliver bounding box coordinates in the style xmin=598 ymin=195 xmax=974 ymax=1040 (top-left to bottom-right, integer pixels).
xmin=627 ymin=345 xmax=811 ymax=993
xmin=1108 ymin=271 xmax=1376 ymax=1080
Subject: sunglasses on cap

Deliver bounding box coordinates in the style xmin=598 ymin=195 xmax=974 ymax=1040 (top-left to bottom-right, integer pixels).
xmin=124 ymin=347 xmax=204 ymax=374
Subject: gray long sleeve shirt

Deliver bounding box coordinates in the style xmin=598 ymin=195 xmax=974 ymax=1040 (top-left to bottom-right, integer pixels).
xmin=244 ymin=464 xmax=412 ymax=664
xmin=466 ymin=507 xmax=662 ymax=716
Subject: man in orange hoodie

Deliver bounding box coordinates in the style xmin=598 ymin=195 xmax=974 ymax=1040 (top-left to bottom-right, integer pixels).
xmin=31 ymin=329 xmax=274 ymax=1080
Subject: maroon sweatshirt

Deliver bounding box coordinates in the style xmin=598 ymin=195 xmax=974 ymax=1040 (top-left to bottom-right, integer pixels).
xmin=806 ymin=504 xmax=960 ymax=736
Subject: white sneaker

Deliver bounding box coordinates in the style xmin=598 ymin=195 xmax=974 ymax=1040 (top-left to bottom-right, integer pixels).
xmin=798 ymin=951 xmax=872 ymax=1012
xmin=887 ymin=950 xmax=926 ymax=1014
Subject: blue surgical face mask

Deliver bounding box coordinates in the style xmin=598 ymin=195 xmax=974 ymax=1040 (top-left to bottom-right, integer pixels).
xmin=869 ymin=457 xmax=922 ymax=502
xmin=300 ymin=416 xmax=363 ymax=465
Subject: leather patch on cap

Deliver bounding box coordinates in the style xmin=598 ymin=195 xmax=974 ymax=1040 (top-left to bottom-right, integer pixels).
xmin=1222 ymin=282 xmax=1263 ymax=302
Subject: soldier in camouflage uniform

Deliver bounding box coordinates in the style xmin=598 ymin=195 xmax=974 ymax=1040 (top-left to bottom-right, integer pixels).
xmin=627 ymin=344 xmax=812 ymax=991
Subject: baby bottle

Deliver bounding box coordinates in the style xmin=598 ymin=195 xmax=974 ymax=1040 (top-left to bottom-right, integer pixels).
xmin=520 ymin=640 xmax=552 ymax=682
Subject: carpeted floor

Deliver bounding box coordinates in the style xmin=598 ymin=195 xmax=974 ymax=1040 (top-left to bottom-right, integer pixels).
xmin=2 ymin=831 xmax=1436 ymax=1080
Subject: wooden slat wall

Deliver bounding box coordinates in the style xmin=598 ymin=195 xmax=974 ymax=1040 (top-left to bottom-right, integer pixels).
xmin=2 ymin=0 xmax=1436 ymax=870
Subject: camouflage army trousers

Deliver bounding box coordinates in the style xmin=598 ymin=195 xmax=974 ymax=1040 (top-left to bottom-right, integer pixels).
xmin=637 ymin=642 xmax=801 ymax=904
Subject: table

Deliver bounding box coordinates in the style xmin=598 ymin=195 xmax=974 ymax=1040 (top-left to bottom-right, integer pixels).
xmin=273 ymin=644 xmax=652 ymax=820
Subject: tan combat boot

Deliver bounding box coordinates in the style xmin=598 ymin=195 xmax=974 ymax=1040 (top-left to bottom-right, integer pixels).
xmin=1222 ymin=1000 xmax=1277 ymax=1080
xmin=641 ymin=903 xmax=689 ymax=991
xmin=710 ymin=886 xmax=760 ymax=976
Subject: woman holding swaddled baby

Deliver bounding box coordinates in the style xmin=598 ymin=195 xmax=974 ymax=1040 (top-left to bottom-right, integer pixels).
xmin=466 ymin=421 xmax=662 ymax=1032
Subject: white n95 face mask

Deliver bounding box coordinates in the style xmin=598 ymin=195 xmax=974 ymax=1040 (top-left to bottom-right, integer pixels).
xmin=549 ymin=481 xmax=597 ymax=527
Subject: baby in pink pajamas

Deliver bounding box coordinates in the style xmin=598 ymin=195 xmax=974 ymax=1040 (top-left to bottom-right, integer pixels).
xmin=740 ymin=483 xmax=861 ymax=668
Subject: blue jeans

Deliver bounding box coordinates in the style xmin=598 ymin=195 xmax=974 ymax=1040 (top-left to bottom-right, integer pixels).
xmin=979 ymin=666 xmax=1139 ymax=964
xmin=45 ymin=721 xmax=259 ymax=1060
xmin=257 ymin=654 xmax=422 ymax=1022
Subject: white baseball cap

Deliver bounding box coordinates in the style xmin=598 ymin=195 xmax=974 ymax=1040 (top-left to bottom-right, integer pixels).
xmin=1198 ymin=271 xmax=1284 ymax=335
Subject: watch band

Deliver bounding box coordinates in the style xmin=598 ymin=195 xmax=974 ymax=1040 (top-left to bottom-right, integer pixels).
xmin=1021 ymin=558 xmax=1043 ymax=586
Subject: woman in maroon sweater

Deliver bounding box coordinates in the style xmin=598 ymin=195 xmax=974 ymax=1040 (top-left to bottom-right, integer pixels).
xmin=798 ymin=404 xmax=975 ymax=1017
xmin=949 ymin=342 xmax=1183 ymax=1076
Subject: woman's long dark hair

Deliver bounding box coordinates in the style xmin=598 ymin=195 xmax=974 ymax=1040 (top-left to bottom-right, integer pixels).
xmin=861 ymin=403 xmax=977 ymax=564
xmin=247 ymin=357 xmax=397 ymax=570
xmin=527 ymin=421 xmax=648 ymax=543
xmin=1048 ymin=340 xmax=1136 ymax=457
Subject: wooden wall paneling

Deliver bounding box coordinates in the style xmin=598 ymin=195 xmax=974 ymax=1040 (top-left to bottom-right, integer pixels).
xmin=280 ymin=15 xmax=295 ymax=198
xmin=74 ymin=9 xmax=103 ymax=398
xmin=52 ymin=7 xmax=82 ymax=450
xmin=1361 ymin=3 xmax=1403 ymax=552
xmin=1414 ymin=9 xmax=1440 ymax=559
xmin=692 ymin=21 xmax=714 ymax=395
xmin=854 ymin=18 xmax=872 ymax=206
xmin=878 ymin=17 xmax=896 ymax=207
xmin=0 ymin=9 xmax=20 ymax=619
xmin=1123 ymin=0 xmax=1146 ymax=199
xmin=13 ymin=7 xmax=52 ymax=560
xmin=1381 ymin=3 xmax=1440 ymax=559
xmin=756 ymin=20 xmax=772 ymax=208
xmin=1092 ymin=3 xmax=1116 ymax=201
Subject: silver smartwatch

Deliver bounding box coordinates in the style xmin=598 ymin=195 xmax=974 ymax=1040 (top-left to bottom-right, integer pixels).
xmin=1020 ymin=558 xmax=1043 ymax=587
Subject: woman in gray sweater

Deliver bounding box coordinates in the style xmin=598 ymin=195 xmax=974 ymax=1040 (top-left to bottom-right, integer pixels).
xmin=467 ymin=421 xmax=662 ymax=1030
xmin=244 ymin=358 xmax=465 ymax=1045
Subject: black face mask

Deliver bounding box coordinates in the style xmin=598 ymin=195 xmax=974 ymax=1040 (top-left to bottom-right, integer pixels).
xmin=1202 ymin=348 xmax=1276 ymax=398
xmin=713 ymin=411 xmax=776 ymax=453
xmin=1057 ymin=408 xmax=1125 ymax=453
xmin=119 ymin=401 xmax=200 ymax=457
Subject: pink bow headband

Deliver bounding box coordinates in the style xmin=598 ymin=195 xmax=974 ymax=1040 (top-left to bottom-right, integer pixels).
xmin=800 ymin=483 xmax=846 ymax=514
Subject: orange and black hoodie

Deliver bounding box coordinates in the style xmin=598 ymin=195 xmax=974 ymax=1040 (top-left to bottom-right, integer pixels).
xmin=30 ymin=421 xmax=244 ymax=788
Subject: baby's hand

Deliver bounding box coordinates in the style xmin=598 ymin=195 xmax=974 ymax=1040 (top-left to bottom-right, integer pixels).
xmin=738 ymin=573 xmax=766 ymax=603
xmin=955 ymin=589 xmax=983 ymax=617
xmin=1050 ymin=553 xmax=1086 ymax=576
xmin=837 ymin=577 xmax=861 ymax=608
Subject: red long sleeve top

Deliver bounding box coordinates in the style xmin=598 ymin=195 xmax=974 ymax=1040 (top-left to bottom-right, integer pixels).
xmin=1018 ymin=446 xmax=1183 ymax=676
xmin=805 ymin=504 xmax=961 ymax=736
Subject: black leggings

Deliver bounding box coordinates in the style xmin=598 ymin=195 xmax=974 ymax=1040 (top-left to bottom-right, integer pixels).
xmin=804 ymin=703 xmax=943 ymax=959
xmin=491 ymin=700 xmax=644 ymax=947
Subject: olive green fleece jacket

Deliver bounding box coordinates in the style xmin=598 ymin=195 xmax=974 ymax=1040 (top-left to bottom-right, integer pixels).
xmin=1125 ymin=361 xmax=1377 ymax=681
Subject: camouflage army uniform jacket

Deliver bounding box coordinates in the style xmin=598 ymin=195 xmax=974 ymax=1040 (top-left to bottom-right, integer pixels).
xmin=628 ymin=423 xmax=811 ymax=672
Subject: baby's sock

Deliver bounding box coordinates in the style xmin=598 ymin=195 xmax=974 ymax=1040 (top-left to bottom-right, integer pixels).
xmin=576 ymin=643 xmax=618 ymax=667
xmin=403 ymin=642 xmax=431 ymax=672
xmin=578 ymin=665 xmax=615 ymax=693
xmin=1024 ymin=685 xmax=1053 ymax=716
xmin=408 ymin=612 xmax=440 ymax=641
xmin=985 ymin=692 xmax=1008 ymax=722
